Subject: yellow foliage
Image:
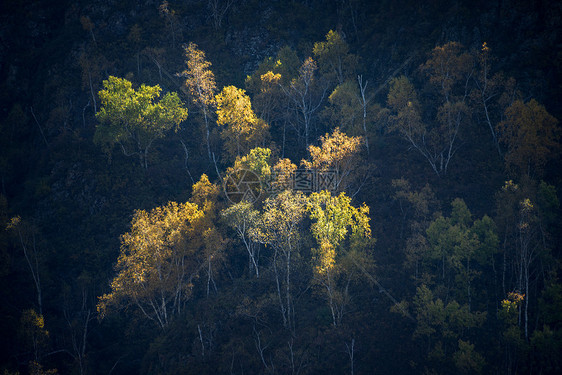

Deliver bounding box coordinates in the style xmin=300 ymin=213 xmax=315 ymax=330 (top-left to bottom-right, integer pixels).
xmin=97 ymin=201 xmax=204 ymax=325
xmin=216 ymin=86 xmax=270 ymax=160
xmin=272 ymin=158 xmax=297 ymax=191
xmin=315 ymin=240 xmax=336 ymax=274
xmin=304 ymin=127 xmax=361 ymax=170
xmin=181 ymin=42 xmax=216 ymax=108
xmin=260 ymin=71 xmax=281 ymax=93
xmin=190 ymin=174 xmax=220 ymax=212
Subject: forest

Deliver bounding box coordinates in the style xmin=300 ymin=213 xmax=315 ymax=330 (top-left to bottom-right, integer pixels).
xmin=0 ymin=0 xmax=561 ymax=374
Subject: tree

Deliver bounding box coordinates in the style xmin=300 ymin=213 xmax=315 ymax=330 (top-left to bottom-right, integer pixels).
xmin=283 ymin=57 xmax=328 ymax=146
xmin=421 ymin=42 xmax=472 ymax=103
xmin=493 ymin=179 xmax=559 ymax=343
xmin=409 ymin=285 xmax=486 ymax=373
xmin=301 ymin=127 xmax=362 ymax=193
xmin=7 ymin=216 xmax=43 ymax=315
xmin=159 ymin=1 xmax=180 ymax=48
xmin=497 ymin=99 xmax=559 ymax=178
xmin=421 ymin=42 xmax=473 ymax=175
xmin=245 ymin=47 xmax=300 ymax=94
xmin=471 ymin=42 xmax=519 ymax=155
xmin=79 ymin=16 xmax=96 ymax=44
xmin=179 ymin=42 xmax=217 ymax=160
xmin=251 ymin=190 xmax=308 ymax=330
xmin=229 ymin=146 xmax=272 ymax=182
xmin=389 ymin=42 xmax=473 ymax=177
xmin=94 ymin=76 xmax=188 ymax=169
xmin=223 ymin=148 xmax=272 ymax=205
xmin=253 ymin=71 xmax=283 ymax=125
xmin=392 ymin=179 xmax=438 ymax=278
xmin=245 ymin=47 xmax=301 ymax=155
xmin=19 ymin=309 xmax=49 ymax=363
xmin=97 ymin=201 xmax=206 ymax=329
xmin=307 ymin=190 xmax=372 ymax=326
xmin=221 ymin=201 xmax=261 ymax=277
xmin=190 ymin=174 xmax=225 ymax=297
xmin=215 ymin=86 xmax=269 ymax=161
xmin=393 ymin=198 xmax=496 ymax=374
xmin=207 ymin=0 xmax=235 ymax=30
xmin=190 ymin=174 xmax=220 ymax=211
xmin=271 ymin=157 xmax=298 ymax=192
xmin=312 ymin=30 xmax=358 ymax=86
xmin=322 ymin=78 xmax=382 ymax=153
xmin=78 ymin=49 xmax=109 ymax=115
xmin=387 ymin=76 xmax=430 ymax=167
xmin=425 ymin=199 xmax=498 ymax=309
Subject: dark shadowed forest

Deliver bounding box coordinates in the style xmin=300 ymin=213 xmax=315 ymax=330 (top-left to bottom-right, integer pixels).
xmin=1 ymin=0 xmax=561 ymax=374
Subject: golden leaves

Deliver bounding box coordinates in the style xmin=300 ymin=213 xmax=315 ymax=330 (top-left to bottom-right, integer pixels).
xmin=181 ymin=42 xmax=217 ymax=108
xmin=97 ymin=201 xmax=204 ymax=320
xmin=216 ymin=86 xmax=270 ymax=160
xmin=303 ymin=127 xmax=362 ymax=171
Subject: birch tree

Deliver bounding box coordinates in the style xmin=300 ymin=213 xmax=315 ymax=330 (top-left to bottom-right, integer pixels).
xmin=215 ymin=85 xmax=270 ymax=161
xmin=312 ymin=30 xmax=358 ymax=86
xmin=283 ymin=57 xmax=327 ymax=147
xmin=179 ymin=42 xmax=217 ymax=160
xmin=388 ymin=42 xmax=473 ymax=177
xmin=97 ymin=201 xmax=206 ymax=329
xmin=307 ymin=190 xmax=372 ymax=326
xmin=251 ymin=190 xmax=308 ymax=330
xmin=301 ymin=127 xmax=362 ymax=193
xmin=94 ymin=76 xmax=188 ymax=169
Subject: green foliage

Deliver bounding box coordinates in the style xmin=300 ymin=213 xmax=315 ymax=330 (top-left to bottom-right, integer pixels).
xmin=230 ymin=147 xmax=272 ymax=182
xmin=412 ymin=285 xmax=486 ymax=372
xmin=312 ymin=30 xmax=357 ymax=85
xmin=307 ymin=190 xmax=371 ymax=258
xmin=425 ymin=199 xmax=498 ymax=283
xmin=453 ymin=339 xmax=485 ymax=374
xmin=94 ymin=76 xmax=188 ymax=168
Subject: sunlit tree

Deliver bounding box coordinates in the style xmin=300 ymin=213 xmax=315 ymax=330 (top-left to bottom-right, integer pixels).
xmin=97 ymin=201 xmax=206 ymax=328
xmin=322 ymin=78 xmax=382 ymax=153
xmin=302 ymin=127 xmax=362 ymax=192
xmin=307 ymin=190 xmax=372 ymax=326
xmin=94 ymin=76 xmax=188 ymax=168
xmin=179 ymin=42 xmax=217 ymax=160
xmin=251 ymin=190 xmax=308 ymax=330
xmin=190 ymin=174 xmax=225 ymax=297
xmin=215 ymin=86 xmax=270 ymax=161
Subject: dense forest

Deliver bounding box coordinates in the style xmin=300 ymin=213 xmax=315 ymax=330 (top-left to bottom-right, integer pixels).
xmin=1 ymin=0 xmax=561 ymax=374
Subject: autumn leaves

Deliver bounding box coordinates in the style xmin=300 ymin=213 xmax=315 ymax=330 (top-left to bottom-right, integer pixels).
xmin=387 ymin=42 xmax=559 ymax=178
